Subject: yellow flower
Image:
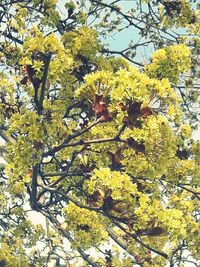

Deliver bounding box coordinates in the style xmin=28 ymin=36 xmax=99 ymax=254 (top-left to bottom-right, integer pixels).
xmin=180 ymin=123 xmax=192 ymax=139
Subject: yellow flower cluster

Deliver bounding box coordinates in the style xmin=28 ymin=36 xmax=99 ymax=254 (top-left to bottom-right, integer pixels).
xmin=0 ymin=73 xmax=15 ymax=101
xmin=159 ymin=0 xmax=194 ymax=28
xmin=21 ymin=29 xmax=73 ymax=83
xmin=5 ymin=111 xmax=45 ymax=188
xmin=135 ymin=196 xmax=187 ymax=240
xmin=180 ymin=123 xmax=192 ymax=139
xmin=188 ymin=10 xmax=200 ymax=34
xmin=121 ymin=115 xmax=178 ymax=178
xmin=145 ymin=44 xmax=191 ymax=84
xmin=62 ymin=202 xmax=108 ymax=249
xmin=62 ymin=26 xmax=100 ymax=61
xmin=76 ymin=70 xmax=112 ymax=100
xmin=9 ymin=7 xmax=28 ymax=34
xmin=76 ymin=63 xmax=181 ymax=120
xmin=84 ymin=168 xmax=138 ymax=201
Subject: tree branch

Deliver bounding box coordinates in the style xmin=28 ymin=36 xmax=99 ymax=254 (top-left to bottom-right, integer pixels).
xmin=107 ymin=228 xmax=143 ymax=265
xmin=40 ymin=210 xmax=101 ymax=267
xmin=113 ymin=220 xmax=169 ymax=259
xmin=30 ymin=164 xmax=39 ymax=210
xmin=101 ymin=48 xmax=144 ymax=66
xmin=38 ymin=53 xmax=52 ymax=114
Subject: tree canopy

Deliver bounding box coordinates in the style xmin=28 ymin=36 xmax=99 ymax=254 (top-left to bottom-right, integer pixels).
xmin=0 ymin=0 xmax=199 ymax=266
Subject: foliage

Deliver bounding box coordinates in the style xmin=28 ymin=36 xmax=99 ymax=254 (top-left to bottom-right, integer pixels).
xmin=0 ymin=1 xmax=199 ymax=266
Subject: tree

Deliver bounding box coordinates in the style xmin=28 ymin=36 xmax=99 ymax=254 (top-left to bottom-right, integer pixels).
xmin=0 ymin=0 xmax=199 ymax=266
